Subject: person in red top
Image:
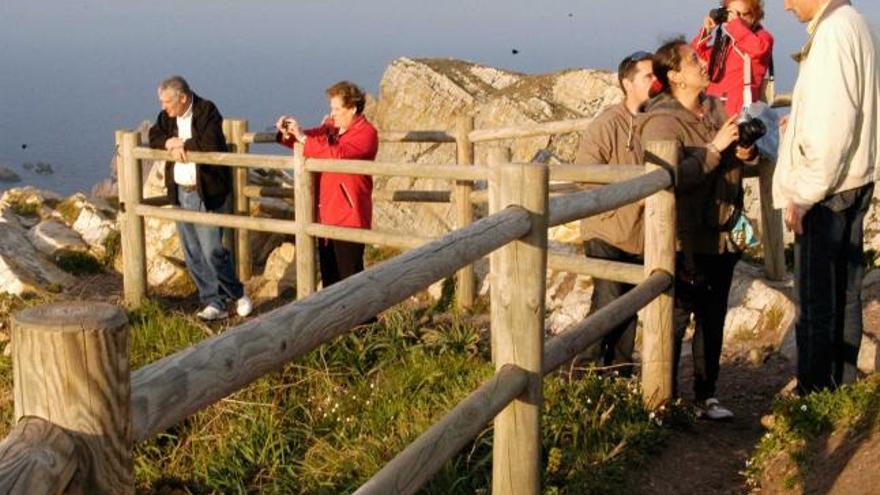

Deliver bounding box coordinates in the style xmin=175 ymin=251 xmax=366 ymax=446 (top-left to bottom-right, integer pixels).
xmin=692 ymin=0 xmax=774 ymax=117
xmin=275 ymin=81 xmax=378 ymax=287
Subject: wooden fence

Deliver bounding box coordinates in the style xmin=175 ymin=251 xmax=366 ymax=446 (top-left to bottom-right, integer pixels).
xmin=0 ymin=110 xmax=784 ymax=493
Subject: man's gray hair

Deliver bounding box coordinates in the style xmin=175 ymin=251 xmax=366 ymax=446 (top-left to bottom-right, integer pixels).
xmin=158 ymin=75 xmax=192 ymax=97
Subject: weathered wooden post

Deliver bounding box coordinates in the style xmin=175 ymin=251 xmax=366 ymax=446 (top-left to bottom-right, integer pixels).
xmin=119 ymin=131 xmax=147 ymax=307
xmin=759 ymin=161 xmax=785 ymax=280
xmin=10 ymin=302 xmax=132 ymax=493
xmin=641 ymin=141 xmax=677 ymax=408
xmin=230 ymin=118 xmax=253 ymax=281
xmin=294 ymin=145 xmax=317 ymax=297
xmin=490 ymin=160 xmax=548 ymax=495
xmin=487 ymin=146 xmax=511 ymax=359
xmin=454 ymin=115 xmax=476 ymax=310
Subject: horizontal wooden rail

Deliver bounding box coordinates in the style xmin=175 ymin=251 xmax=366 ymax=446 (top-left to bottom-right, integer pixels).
xmin=547 ymin=253 xmax=644 ymax=285
xmin=547 ymin=164 xmax=644 ymax=183
xmin=130 ymin=205 xmax=533 ymax=440
xmin=242 ymin=185 xmax=294 ymax=200
xmin=543 ymin=270 xmax=672 ymax=375
xmin=134 ymin=204 xmax=298 ymax=235
xmin=134 ymin=147 xmax=643 ymax=185
xmin=468 ymin=117 xmax=593 ymax=143
xmin=134 ymin=147 xmax=296 ymax=170
xmin=0 ymin=417 xmax=77 ymax=495
xmin=354 ymin=364 xmax=528 ymax=495
xmin=305 ymin=224 xmax=433 ymax=251
xmin=305 ymin=159 xmax=490 ymax=181
xmin=771 ymin=93 xmax=792 ymax=108
xmin=548 ymin=168 xmax=672 ymax=227
xmin=243 ymin=130 xmax=457 ymax=145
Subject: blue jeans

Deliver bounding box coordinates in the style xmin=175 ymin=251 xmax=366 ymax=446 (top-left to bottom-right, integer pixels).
xmin=795 ymin=183 xmax=874 ymax=394
xmin=176 ymin=187 xmax=243 ymax=310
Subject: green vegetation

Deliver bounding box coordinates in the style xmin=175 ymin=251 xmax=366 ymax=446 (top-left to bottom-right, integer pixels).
xmin=744 ymin=377 xmax=880 ymax=489
xmin=55 ymin=251 xmax=103 ymax=275
xmin=0 ymin=299 xmax=677 ymax=494
xmin=101 ymin=229 xmax=122 ymax=267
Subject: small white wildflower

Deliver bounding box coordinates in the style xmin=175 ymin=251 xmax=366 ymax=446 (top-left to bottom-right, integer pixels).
xmin=800 ymin=404 xmax=808 ymax=412
xmin=649 ymin=411 xmax=656 ymax=420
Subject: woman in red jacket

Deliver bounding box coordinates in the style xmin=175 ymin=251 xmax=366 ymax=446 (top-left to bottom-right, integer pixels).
xmin=692 ymin=0 xmax=774 ymax=118
xmin=276 ymin=81 xmax=378 ymax=287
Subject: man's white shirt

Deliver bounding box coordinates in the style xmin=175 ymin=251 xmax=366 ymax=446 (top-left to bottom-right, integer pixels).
xmin=173 ymin=102 xmax=197 ymax=187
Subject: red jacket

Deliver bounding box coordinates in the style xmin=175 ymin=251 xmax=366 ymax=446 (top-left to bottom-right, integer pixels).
xmin=278 ymin=115 xmax=378 ymax=229
xmin=692 ymin=18 xmax=774 ymax=117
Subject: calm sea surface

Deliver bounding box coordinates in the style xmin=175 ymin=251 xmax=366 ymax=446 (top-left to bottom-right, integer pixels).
xmin=1 ymin=0 xmax=877 ymax=195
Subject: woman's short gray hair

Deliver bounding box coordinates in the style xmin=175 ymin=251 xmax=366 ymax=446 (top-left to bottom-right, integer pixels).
xmin=158 ymin=75 xmax=192 ymax=97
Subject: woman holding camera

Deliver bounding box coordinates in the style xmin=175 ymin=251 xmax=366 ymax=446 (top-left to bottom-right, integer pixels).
xmin=692 ymin=0 xmax=774 ymax=118
xmin=275 ymin=81 xmax=378 ymax=287
xmin=640 ymin=38 xmax=760 ymax=420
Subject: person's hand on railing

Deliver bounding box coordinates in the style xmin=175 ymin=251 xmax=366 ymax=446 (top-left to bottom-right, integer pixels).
xmin=165 ymin=137 xmax=187 ymax=162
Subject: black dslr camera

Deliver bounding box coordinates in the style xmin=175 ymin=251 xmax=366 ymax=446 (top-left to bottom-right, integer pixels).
xmin=710 ymin=6 xmax=728 ymax=25
xmin=737 ymin=116 xmax=766 ymax=148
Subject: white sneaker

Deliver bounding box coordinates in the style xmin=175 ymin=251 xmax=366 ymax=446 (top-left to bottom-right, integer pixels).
xmin=702 ymin=398 xmax=734 ymax=420
xmin=236 ymin=295 xmax=253 ymax=317
xmin=197 ymin=305 xmax=228 ymax=321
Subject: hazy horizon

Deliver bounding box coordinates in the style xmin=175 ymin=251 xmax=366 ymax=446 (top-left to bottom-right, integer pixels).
xmin=1 ymin=0 xmax=877 ymax=195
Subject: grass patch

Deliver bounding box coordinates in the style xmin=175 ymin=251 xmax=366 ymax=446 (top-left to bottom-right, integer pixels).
xmin=55 ymin=196 xmax=82 ymax=225
xmin=744 ymin=376 xmax=880 ymax=489
xmin=101 ymin=229 xmax=121 ymax=267
xmin=0 ymin=299 xmax=676 ymax=494
xmin=54 ymin=251 xmax=103 ymax=275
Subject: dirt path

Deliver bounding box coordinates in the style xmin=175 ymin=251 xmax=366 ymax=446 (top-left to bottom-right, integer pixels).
xmin=627 ymin=301 xmax=880 ymax=495
xmin=627 ymin=351 xmax=792 ymax=495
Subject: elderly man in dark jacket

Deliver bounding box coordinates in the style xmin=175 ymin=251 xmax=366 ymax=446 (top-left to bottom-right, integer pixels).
xmin=148 ymin=75 xmax=251 ymax=321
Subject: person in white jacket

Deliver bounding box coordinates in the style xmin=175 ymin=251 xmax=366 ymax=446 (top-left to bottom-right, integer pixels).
xmin=774 ymin=0 xmax=880 ymax=394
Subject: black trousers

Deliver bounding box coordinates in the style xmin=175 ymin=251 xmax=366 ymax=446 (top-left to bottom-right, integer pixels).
xmin=795 ymin=183 xmax=873 ymax=394
xmin=583 ymin=239 xmax=641 ymax=376
xmin=673 ymin=251 xmax=740 ymax=401
xmin=318 ymin=239 xmax=365 ymax=288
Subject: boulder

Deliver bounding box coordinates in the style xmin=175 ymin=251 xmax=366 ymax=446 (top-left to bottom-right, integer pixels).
xmin=723 ymin=262 xmax=796 ymax=358
xmin=250 ymin=242 xmax=297 ymax=302
xmin=368 ymin=57 xmax=621 ymax=239
xmin=0 ymin=166 xmax=21 ymax=183
xmin=27 ymin=219 xmax=89 ymax=257
xmin=0 ymin=206 xmax=74 ymax=295
xmin=56 ymin=193 xmax=117 ymax=257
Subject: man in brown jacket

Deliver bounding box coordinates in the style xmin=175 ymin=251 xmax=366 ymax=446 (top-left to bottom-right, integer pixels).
xmin=574 ymin=51 xmax=656 ymax=376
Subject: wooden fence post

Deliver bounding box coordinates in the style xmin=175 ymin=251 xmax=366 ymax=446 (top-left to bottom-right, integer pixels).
xmin=454 ymin=115 xmax=476 ymax=310
xmin=11 ymin=302 xmax=132 ymax=493
xmin=491 ymin=161 xmax=548 ymax=495
xmin=487 ymin=146 xmax=511 ymax=360
xmin=641 ymin=141 xmax=677 ymax=408
xmin=119 ymin=131 xmax=147 ymax=307
xmin=294 ymin=146 xmax=317 ymax=297
xmin=759 ymin=161 xmax=785 ymax=280
xmin=230 ymin=119 xmax=253 ymax=281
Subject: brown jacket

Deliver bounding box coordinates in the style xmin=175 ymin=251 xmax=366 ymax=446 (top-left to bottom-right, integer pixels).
xmin=574 ymin=103 xmax=644 ymax=255
xmin=639 ymin=93 xmax=756 ymax=255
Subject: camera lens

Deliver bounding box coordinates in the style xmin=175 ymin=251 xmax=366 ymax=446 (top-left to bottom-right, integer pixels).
xmin=737 ymin=117 xmax=767 ymax=148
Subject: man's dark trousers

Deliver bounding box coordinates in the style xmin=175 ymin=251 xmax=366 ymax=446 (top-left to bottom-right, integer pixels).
xmin=795 ymin=182 xmax=874 ymax=394
xmin=583 ymin=239 xmax=641 ymax=376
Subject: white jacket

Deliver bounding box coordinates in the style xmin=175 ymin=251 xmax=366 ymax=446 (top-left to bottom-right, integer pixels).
xmin=773 ymin=3 xmax=880 ymax=209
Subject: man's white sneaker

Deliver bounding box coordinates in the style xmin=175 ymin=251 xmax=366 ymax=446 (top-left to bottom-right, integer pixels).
xmin=197 ymin=305 xmax=228 ymax=321
xmin=236 ymin=295 xmax=253 ymax=317
xmin=702 ymin=398 xmax=734 ymax=420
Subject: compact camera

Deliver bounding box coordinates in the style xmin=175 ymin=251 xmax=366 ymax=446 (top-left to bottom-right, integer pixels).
xmin=709 ymin=6 xmax=729 ymax=25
